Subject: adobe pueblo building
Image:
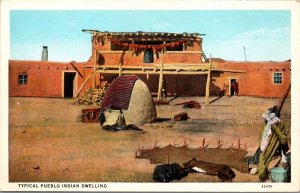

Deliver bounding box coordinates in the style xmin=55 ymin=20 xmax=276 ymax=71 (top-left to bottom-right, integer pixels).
xmin=9 ymin=30 xmax=291 ymax=101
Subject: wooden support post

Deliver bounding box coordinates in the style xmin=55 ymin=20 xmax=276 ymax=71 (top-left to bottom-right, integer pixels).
xmin=93 ymin=50 xmax=97 ymax=89
xmin=205 ymin=57 xmax=212 ymax=105
xmin=157 ymin=62 xmax=164 ymax=101
xmin=99 ymin=73 xmax=102 ymax=87
xmin=184 ymin=139 xmax=187 ymax=147
xmin=75 ymin=72 xmax=93 ymax=98
xmin=93 ymin=34 xmax=98 ymax=89
xmin=217 ymin=139 xmax=221 ymax=148
xmin=70 ymin=62 xmax=83 ymax=78
xmin=162 ymin=73 xmax=167 ymax=98
xmin=154 ymin=141 xmax=157 ymax=148
xmin=276 ymin=83 xmax=291 ymax=112
xmin=118 ymin=63 xmax=122 ymax=77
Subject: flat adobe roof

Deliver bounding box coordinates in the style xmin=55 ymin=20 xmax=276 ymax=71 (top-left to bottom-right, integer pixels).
xmin=82 ymin=29 xmax=204 ymax=42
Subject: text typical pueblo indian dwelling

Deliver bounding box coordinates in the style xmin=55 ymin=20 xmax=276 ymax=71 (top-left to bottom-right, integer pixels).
xmin=9 ymin=29 xmax=291 ymax=184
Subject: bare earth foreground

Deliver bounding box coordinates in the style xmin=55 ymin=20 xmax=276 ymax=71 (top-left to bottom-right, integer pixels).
xmin=9 ymin=96 xmax=291 ymax=182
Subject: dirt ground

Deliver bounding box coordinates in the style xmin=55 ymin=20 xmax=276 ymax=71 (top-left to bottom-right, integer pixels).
xmin=9 ymin=96 xmax=291 ymax=182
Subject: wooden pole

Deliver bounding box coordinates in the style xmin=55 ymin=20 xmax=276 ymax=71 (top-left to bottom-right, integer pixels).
xmin=99 ymin=73 xmax=102 ymax=87
xmin=70 ymin=62 xmax=83 ymax=78
xmin=118 ymin=63 xmax=122 ymax=77
xmin=93 ymin=34 xmax=97 ymax=89
xmin=157 ymin=62 xmax=164 ymax=101
xmin=118 ymin=50 xmax=126 ymax=77
xmin=75 ymin=72 xmax=93 ymax=98
xmin=205 ymin=56 xmax=212 ymax=105
xmin=276 ymin=83 xmax=291 ymax=112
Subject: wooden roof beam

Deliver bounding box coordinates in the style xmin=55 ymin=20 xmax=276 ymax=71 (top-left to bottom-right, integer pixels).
xmin=83 ymin=30 xmax=205 ymax=37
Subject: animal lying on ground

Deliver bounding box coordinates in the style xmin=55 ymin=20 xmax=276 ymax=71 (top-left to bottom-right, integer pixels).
xmin=153 ymin=163 xmax=188 ymax=182
xmin=175 ymin=100 xmax=201 ymax=109
xmin=102 ymin=113 xmax=146 ymax=133
xmin=182 ymin=157 xmax=236 ymax=182
xmin=174 ymin=112 xmax=189 ymax=121
xmin=102 ymin=124 xmax=145 ymax=132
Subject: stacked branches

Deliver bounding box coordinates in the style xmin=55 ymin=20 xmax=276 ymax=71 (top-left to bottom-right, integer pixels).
xmin=76 ymin=86 xmax=108 ymax=106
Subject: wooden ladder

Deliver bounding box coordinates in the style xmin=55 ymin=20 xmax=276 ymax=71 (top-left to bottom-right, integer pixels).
xmin=202 ymin=52 xmax=209 ymax=63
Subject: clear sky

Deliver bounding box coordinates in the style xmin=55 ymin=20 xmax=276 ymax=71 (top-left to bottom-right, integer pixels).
xmin=10 ymin=10 xmax=291 ymax=62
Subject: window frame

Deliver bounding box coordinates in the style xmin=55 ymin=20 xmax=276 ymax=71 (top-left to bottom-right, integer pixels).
xmin=18 ymin=74 xmax=28 ymax=85
xmin=143 ymin=48 xmax=154 ymax=64
xmin=273 ymin=72 xmax=283 ymax=85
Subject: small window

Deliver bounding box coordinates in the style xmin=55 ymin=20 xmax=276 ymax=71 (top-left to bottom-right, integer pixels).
xmin=144 ymin=48 xmax=154 ymax=63
xmin=19 ymin=74 xmax=28 ymax=85
xmin=273 ymin=72 xmax=282 ymax=84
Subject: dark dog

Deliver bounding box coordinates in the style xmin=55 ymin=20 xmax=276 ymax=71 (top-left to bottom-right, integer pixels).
xmin=102 ymin=113 xmax=145 ymax=132
xmin=102 ymin=124 xmax=144 ymax=132
xmin=183 ymin=157 xmax=236 ymax=182
xmin=174 ymin=112 xmax=189 ymax=121
xmin=153 ymin=163 xmax=188 ymax=182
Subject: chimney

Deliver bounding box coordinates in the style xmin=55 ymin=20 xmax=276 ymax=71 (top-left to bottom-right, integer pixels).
xmin=41 ymin=46 xmax=48 ymax=61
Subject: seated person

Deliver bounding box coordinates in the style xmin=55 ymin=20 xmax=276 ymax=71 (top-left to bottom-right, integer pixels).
xmin=246 ymin=106 xmax=289 ymax=181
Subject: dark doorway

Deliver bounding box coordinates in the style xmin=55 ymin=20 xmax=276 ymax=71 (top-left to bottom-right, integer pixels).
xmin=64 ymin=72 xmax=76 ymax=98
xmin=230 ymin=78 xmax=237 ymax=96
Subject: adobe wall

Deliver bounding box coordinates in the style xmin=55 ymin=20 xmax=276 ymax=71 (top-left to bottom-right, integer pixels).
xmin=92 ymin=39 xmax=203 ymax=66
xmin=211 ymin=62 xmax=291 ymax=98
xmin=9 ymin=60 xmax=291 ymax=98
xmin=95 ymin=51 xmax=203 ymax=66
xmin=100 ymin=61 xmax=291 ymax=98
xmin=9 ymin=60 xmax=98 ymax=97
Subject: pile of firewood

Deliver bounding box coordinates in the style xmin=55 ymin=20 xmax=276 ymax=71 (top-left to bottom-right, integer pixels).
xmin=75 ymin=87 xmax=107 ymax=106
